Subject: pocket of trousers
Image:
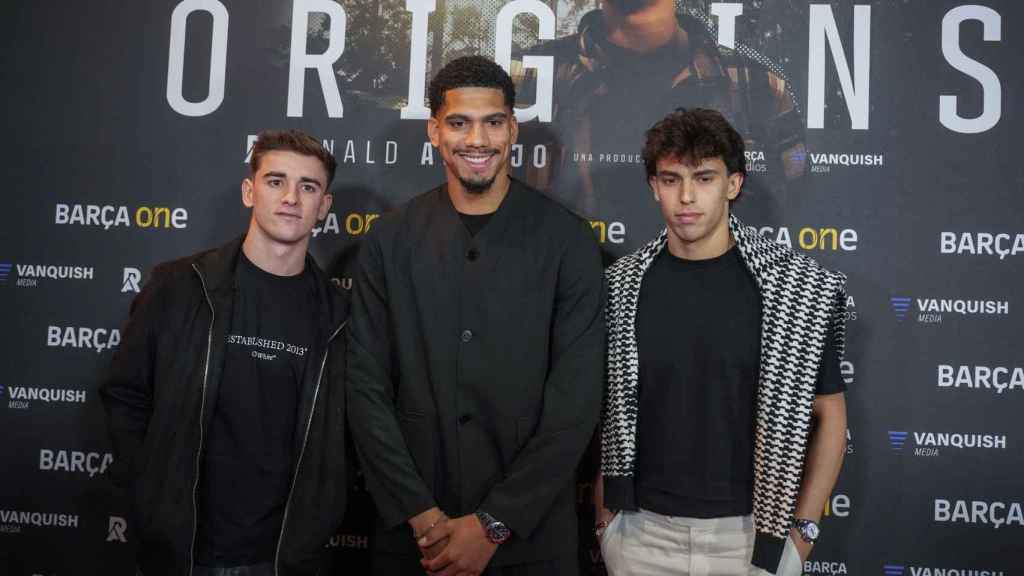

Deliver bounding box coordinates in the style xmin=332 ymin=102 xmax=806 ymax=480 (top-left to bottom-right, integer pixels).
xmin=777 ymin=537 xmax=803 ymax=576
xmin=599 ymin=512 xmax=624 ymax=573
xmin=600 ymin=512 xmax=622 ymax=546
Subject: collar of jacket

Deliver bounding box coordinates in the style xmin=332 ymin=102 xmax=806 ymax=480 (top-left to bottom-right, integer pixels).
xmin=192 ymin=235 xmax=349 ymax=333
xmin=632 ymin=214 xmax=792 ymax=286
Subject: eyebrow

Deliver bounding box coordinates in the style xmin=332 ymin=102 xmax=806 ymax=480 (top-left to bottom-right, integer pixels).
xmin=263 ymin=171 xmax=324 ymax=188
xmin=656 ymin=168 xmax=719 ymax=179
xmin=444 ymin=112 xmax=508 ymax=122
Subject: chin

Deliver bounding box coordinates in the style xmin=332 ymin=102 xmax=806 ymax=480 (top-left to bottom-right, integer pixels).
xmin=265 ymin=226 xmax=311 ymax=245
xmin=459 ymin=174 xmax=498 ymax=195
xmin=671 ymin=225 xmax=708 ymax=244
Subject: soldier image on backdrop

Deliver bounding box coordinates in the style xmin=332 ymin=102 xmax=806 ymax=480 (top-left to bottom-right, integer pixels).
xmin=523 ymin=0 xmax=805 ymax=225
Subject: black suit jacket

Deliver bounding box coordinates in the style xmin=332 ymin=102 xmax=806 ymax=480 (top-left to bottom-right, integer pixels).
xmin=346 ymin=179 xmax=605 ymax=566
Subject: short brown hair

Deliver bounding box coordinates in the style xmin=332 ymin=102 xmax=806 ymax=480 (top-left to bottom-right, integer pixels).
xmin=250 ymin=129 xmax=338 ymax=187
xmin=642 ymin=107 xmax=746 ymax=181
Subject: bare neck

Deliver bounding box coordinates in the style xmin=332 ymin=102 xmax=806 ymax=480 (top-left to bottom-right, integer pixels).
xmin=447 ymin=175 xmax=511 ymax=215
xmin=241 ymin=225 xmax=308 ymax=277
xmin=602 ymin=0 xmax=680 ymax=53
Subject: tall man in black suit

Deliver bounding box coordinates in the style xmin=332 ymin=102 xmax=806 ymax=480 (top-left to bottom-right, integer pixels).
xmin=347 ymin=55 xmax=606 ymax=575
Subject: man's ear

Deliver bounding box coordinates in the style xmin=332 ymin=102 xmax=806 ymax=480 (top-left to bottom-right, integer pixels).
xmin=649 ymin=177 xmax=660 ymax=202
xmin=727 ymin=172 xmax=744 ymax=200
xmin=427 ymin=116 xmax=440 ymax=148
xmin=317 ymin=193 xmax=333 ymax=221
xmin=241 ymin=177 xmax=254 ymax=208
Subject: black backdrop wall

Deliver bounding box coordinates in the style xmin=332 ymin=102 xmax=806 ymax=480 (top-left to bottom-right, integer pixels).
xmin=1 ymin=1 xmax=1021 ymax=575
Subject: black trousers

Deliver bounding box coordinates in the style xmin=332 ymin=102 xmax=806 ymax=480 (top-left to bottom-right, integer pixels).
xmin=372 ymin=552 xmax=578 ymax=576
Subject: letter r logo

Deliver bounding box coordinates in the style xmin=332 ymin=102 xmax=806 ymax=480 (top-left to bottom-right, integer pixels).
xmin=107 ymin=516 xmax=127 ymax=542
xmin=122 ymin=268 xmax=141 ymax=293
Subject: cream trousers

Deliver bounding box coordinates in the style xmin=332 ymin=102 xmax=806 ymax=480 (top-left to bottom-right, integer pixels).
xmin=600 ymin=510 xmax=802 ymax=576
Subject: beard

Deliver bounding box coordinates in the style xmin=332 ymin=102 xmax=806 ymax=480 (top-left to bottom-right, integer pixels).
xmin=450 ymin=146 xmax=502 ymax=194
xmin=458 ymin=174 xmax=497 ymax=195
xmin=605 ymin=0 xmax=661 ymax=15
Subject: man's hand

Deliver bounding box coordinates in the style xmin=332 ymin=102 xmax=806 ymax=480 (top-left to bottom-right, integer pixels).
xmin=410 ymin=507 xmax=449 ymax=559
xmin=790 ymin=527 xmax=813 ymax=562
xmin=419 ymin=514 xmax=498 ymax=576
xmin=597 ymin=507 xmax=617 ymax=524
xmin=594 ymin=507 xmax=617 ymax=540
xmin=416 ymin=515 xmax=450 ymax=560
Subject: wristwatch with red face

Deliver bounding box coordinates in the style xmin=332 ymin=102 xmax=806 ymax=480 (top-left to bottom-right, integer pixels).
xmin=475 ymin=511 xmax=511 ymax=544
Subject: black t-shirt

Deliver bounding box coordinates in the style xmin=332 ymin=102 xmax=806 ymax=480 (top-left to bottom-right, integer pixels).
xmin=458 ymin=211 xmax=493 ymax=237
xmin=196 ymin=253 xmax=317 ymax=566
xmin=634 ymin=246 xmax=845 ymax=519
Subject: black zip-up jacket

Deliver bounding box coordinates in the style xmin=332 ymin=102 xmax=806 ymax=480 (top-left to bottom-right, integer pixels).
xmin=99 ymin=237 xmax=349 ymax=576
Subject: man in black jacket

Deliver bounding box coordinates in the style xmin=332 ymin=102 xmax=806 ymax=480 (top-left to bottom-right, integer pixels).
xmin=100 ymin=130 xmax=349 ymax=576
xmin=347 ymin=56 xmax=606 ymax=575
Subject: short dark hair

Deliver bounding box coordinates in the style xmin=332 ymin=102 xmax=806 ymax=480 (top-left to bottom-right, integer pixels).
xmin=642 ymin=107 xmax=746 ymax=183
xmin=250 ymin=129 xmax=337 ymax=187
xmin=428 ymin=55 xmax=516 ymax=116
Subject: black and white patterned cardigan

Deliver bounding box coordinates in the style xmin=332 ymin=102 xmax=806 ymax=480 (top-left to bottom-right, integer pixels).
xmin=601 ymin=214 xmax=847 ymax=570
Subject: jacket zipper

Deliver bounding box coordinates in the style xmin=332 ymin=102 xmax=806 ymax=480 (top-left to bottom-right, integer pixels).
xmin=189 ymin=263 xmax=215 ymax=576
xmin=274 ymin=320 xmax=348 ymax=575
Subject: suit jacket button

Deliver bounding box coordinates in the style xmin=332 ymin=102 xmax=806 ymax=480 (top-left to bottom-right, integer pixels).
xmin=461 ymin=329 xmax=473 ymax=343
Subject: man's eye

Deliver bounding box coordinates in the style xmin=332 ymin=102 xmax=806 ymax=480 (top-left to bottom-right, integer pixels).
xmin=268 ymin=179 xmax=282 ymax=186
xmin=449 ymin=120 xmax=465 ymax=128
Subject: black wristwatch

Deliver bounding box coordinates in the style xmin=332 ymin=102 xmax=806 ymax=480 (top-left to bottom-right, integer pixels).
xmin=475 ymin=511 xmax=511 ymax=544
xmin=793 ymin=518 xmax=820 ymax=544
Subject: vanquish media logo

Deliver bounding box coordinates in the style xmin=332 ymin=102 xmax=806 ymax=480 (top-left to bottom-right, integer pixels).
xmin=890 ymin=297 xmax=913 ymax=321
xmin=887 ymin=564 xmax=1006 ymax=576
xmin=889 ymin=295 xmax=1009 ymax=323
xmin=888 ymin=431 xmax=909 ymax=451
xmin=887 ymin=431 xmax=1007 ymax=457
xmin=0 ymin=263 xmax=94 ymax=287
xmin=884 ymin=566 xmax=905 ymax=576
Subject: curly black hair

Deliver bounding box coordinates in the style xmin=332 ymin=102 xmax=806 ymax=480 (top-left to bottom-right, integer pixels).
xmin=642 ymin=108 xmax=746 ymax=182
xmin=428 ymin=55 xmax=516 ymax=117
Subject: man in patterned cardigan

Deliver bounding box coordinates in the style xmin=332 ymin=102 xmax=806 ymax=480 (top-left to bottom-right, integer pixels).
xmin=595 ymin=108 xmax=848 ymax=575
